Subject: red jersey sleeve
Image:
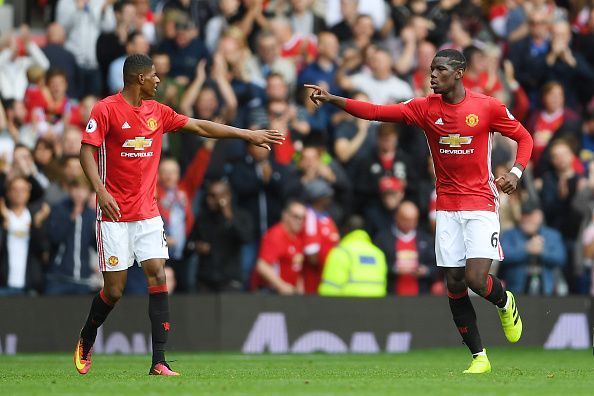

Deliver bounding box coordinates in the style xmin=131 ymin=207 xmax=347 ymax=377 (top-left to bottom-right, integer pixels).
xmin=344 ymin=97 xmax=427 ymax=127
xmin=489 ymin=97 xmax=533 ymax=168
xmin=159 ymin=103 xmax=189 ymax=133
xmin=258 ymin=229 xmax=280 ymax=264
xmin=400 ymin=97 xmax=428 ymax=127
xmin=82 ymin=101 xmax=109 ymax=147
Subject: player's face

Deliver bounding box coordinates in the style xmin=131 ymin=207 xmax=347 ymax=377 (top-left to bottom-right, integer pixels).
xmin=430 ymin=57 xmax=462 ymax=94
xmin=140 ymin=65 xmax=160 ymax=99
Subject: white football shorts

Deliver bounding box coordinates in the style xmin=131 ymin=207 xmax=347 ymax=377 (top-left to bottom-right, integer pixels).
xmin=96 ymin=216 xmax=169 ymax=272
xmin=435 ymin=211 xmax=503 ymax=267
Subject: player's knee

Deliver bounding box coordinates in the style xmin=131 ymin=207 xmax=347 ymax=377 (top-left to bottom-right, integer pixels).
xmin=147 ymin=269 xmax=167 ymax=286
xmin=103 ymin=285 xmax=124 ymax=302
xmin=446 ymin=278 xmax=466 ymax=294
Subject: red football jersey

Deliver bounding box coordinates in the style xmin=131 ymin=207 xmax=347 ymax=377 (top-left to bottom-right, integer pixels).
xmin=257 ymin=223 xmax=304 ymax=287
xmin=302 ymin=208 xmax=339 ymax=294
xmin=394 ymin=235 xmax=419 ymax=296
xmin=82 ymin=93 xmax=188 ymax=221
xmin=345 ymin=90 xmax=533 ymax=212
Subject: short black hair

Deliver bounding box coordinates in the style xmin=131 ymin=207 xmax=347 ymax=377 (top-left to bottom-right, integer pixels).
xmin=435 ymin=49 xmax=467 ymax=71
xmin=123 ymin=54 xmax=153 ymax=83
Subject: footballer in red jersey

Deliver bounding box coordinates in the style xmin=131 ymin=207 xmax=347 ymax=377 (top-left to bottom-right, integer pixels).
xmin=74 ymin=54 xmax=284 ymax=376
xmin=306 ymin=49 xmax=533 ymax=374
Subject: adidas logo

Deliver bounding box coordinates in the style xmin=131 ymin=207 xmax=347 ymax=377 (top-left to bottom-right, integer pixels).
xmin=122 ymin=121 xmax=131 ymax=129
xmin=435 ymin=118 xmax=444 ymax=125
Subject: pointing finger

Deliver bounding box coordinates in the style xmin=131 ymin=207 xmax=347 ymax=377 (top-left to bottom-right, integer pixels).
xmin=304 ymin=84 xmax=322 ymax=91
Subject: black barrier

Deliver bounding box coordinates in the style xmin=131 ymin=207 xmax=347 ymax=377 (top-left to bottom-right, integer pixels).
xmin=0 ymin=295 xmax=591 ymax=354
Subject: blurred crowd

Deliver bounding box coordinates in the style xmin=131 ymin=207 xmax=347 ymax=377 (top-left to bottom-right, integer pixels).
xmin=2 ymin=0 xmax=594 ymax=297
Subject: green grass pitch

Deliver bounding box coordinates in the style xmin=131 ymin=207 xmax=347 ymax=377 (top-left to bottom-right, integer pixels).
xmin=1 ymin=348 xmax=592 ymax=395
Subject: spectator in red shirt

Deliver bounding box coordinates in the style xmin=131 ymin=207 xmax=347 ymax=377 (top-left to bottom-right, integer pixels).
xmin=23 ymin=65 xmax=51 ymax=122
xmin=374 ymin=201 xmax=436 ymax=296
xmin=462 ymin=45 xmax=505 ymax=100
xmin=254 ymin=200 xmax=306 ymax=294
xmin=45 ymin=69 xmax=82 ymax=130
xmin=528 ymin=81 xmax=581 ymax=174
xmin=301 ymin=179 xmax=339 ymax=294
xmin=269 ymin=16 xmax=317 ymax=72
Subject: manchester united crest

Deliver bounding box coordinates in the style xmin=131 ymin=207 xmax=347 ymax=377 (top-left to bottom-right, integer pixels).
xmin=465 ymin=114 xmax=479 ymax=127
xmin=108 ymin=256 xmax=119 ymax=266
xmin=147 ymin=117 xmax=158 ymax=131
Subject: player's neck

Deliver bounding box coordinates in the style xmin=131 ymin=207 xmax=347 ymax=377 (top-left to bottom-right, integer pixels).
xmin=442 ymin=85 xmax=466 ymax=105
xmin=121 ymin=87 xmax=143 ymax=107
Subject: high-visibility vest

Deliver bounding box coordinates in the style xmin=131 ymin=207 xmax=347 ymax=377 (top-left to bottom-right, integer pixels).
xmin=318 ymin=230 xmax=387 ymax=297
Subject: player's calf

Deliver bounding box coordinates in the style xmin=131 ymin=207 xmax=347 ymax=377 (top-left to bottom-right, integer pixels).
xmin=467 ymin=274 xmax=507 ymax=308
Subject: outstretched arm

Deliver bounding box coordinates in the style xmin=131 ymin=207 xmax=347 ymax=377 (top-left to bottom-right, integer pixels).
xmin=305 ymin=84 xmax=405 ymax=123
xmin=180 ymin=118 xmax=284 ymax=150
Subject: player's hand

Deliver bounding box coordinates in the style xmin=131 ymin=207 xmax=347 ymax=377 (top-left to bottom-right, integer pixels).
xmin=97 ymin=189 xmax=121 ymax=221
xmin=495 ymin=172 xmax=519 ymax=195
xmin=304 ymin=84 xmax=331 ymax=107
xmin=247 ymin=129 xmax=285 ymax=151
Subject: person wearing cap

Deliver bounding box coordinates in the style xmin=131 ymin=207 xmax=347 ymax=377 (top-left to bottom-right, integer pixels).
xmin=296 ymin=136 xmax=351 ymax=223
xmin=374 ymin=201 xmax=436 ymax=295
xmin=500 ymin=201 xmax=566 ymax=295
xmin=301 ymin=179 xmax=339 ymax=294
xmin=155 ymin=14 xmax=209 ymax=84
xmin=319 ymin=215 xmax=387 ymax=297
xmin=364 ymin=176 xmax=406 ymax=238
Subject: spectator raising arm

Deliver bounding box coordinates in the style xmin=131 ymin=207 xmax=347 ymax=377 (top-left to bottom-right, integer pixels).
xmin=334 ymin=118 xmax=369 ymax=163
xmin=179 ymin=60 xmax=207 ymax=116
xmin=211 ymin=52 xmax=238 ymax=122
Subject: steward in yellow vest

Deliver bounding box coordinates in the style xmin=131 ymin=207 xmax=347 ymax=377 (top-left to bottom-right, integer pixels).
xmin=319 ymin=217 xmax=387 ymax=297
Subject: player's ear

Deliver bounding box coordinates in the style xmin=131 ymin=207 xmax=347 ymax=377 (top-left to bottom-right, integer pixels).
xmin=138 ymin=73 xmax=145 ymax=84
xmin=456 ymin=68 xmax=464 ymax=80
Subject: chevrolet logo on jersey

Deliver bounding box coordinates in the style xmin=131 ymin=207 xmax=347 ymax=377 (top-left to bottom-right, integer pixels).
xmin=123 ymin=137 xmax=153 ymax=150
xmin=439 ymin=134 xmax=473 ymax=148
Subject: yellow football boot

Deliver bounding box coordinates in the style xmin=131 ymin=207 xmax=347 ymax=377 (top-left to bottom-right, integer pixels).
xmin=463 ymin=349 xmax=492 ymax=374
xmin=498 ymin=291 xmax=522 ymax=343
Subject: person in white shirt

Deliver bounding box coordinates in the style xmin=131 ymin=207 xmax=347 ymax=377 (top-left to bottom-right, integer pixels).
xmin=56 ymin=0 xmax=116 ymax=96
xmin=337 ymin=47 xmax=413 ymax=104
xmin=0 ymin=176 xmax=50 ymax=295
xmin=0 ymin=25 xmax=50 ymax=100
